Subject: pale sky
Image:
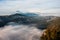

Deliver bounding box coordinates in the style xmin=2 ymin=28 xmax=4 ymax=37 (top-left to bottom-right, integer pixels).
xmin=0 ymin=0 xmax=60 ymax=16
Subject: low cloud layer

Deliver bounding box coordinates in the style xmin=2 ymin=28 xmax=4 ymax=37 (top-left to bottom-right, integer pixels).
xmin=0 ymin=25 xmax=43 ymax=40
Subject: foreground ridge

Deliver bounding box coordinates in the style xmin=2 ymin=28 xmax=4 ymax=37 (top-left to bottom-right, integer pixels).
xmin=41 ymin=17 xmax=60 ymax=40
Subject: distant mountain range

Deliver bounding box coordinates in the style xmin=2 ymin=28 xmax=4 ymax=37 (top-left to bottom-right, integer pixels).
xmin=0 ymin=12 xmax=59 ymax=29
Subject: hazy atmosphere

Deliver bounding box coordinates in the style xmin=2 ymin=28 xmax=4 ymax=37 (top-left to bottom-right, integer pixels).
xmin=0 ymin=0 xmax=60 ymax=16
xmin=0 ymin=0 xmax=60 ymax=40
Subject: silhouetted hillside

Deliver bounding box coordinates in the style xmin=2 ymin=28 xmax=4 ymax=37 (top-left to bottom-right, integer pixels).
xmin=0 ymin=12 xmax=58 ymax=30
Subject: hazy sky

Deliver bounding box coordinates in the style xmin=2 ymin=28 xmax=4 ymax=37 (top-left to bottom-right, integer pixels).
xmin=0 ymin=0 xmax=60 ymax=15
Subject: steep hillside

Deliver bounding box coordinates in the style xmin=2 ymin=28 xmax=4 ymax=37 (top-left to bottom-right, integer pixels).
xmin=41 ymin=17 xmax=60 ymax=40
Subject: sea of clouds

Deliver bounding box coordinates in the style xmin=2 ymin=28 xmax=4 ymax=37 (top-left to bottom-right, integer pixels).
xmin=0 ymin=23 xmax=43 ymax=40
